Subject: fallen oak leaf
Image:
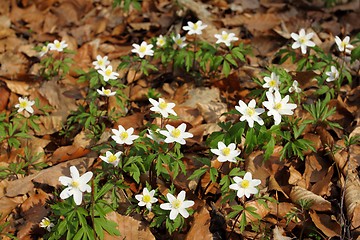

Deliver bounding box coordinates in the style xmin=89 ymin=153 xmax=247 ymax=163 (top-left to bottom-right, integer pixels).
xmin=309 ymin=210 xmax=340 ymax=238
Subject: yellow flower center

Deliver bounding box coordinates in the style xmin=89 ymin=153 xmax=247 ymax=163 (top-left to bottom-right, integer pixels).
xmin=171 ymin=129 xmax=181 ymax=138
xmin=19 ymin=101 xmax=28 ymax=108
xmin=55 ymin=42 xmax=61 ymax=48
xmin=71 ymin=181 xmax=79 ymax=188
xmin=143 ymin=195 xmax=151 ymax=203
xmin=246 ymin=107 xmax=255 ymax=116
xmin=120 ymin=131 xmax=129 ymax=140
xmin=274 ymin=103 xmax=282 ymax=110
xmin=105 ymin=69 xmax=112 ymax=76
xmin=108 ymin=155 xmax=117 ymax=163
xmin=172 ymin=199 xmax=182 ymax=209
xmin=103 ymin=89 xmax=111 ymax=95
xmin=176 ymin=39 xmax=182 ymax=45
xmin=222 ymin=147 xmax=231 ymax=156
xmin=193 ymin=23 xmax=198 ymax=30
xmin=158 ymin=39 xmax=165 ymax=45
xmin=299 ymin=37 xmax=306 ymax=44
xmin=43 ymin=219 xmax=51 ymax=227
xmin=241 ymin=180 xmax=250 ymax=188
xmin=222 ymin=33 xmax=229 ymax=40
xmin=98 ymin=60 xmax=103 ymax=65
xmin=42 ymin=46 xmax=47 ymax=52
xmin=159 ymin=102 xmax=168 ymax=109
xmin=139 ymin=46 xmax=147 ymax=53
xmin=269 ymin=80 xmax=277 ymax=87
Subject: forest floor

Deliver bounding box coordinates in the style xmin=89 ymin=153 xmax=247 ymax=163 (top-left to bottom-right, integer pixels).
xmin=0 ymin=0 xmax=360 ymax=239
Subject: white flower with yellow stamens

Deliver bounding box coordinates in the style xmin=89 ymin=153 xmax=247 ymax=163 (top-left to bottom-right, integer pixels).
xmin=111 ymin=125 xmax=139 ymax=145
xmin=235 ymin=99 xmax=264 ymax=128
xmin=97 ymin=87 xmax=116 ymax=97
xmin=131 ymin=41 xmax=154 ymax=58
xmin=149 ymin=98 xmax=177 ymax=118
xmin=49 ymin=39 xmax=68 ymax=52
xmin=229 ymin=172 xmax=261 ymax=198
xmin=135 ymin=187 xmax=158 ymax=211
xmin=214 ymin=31 xmax=238 ymax=47
xmin=291 ymin=29 xmax=315 ymax=55
xmin=99 ymin=151 xmax=122 ymax=166
xmin=210 ymin=141 xmax=240 ymax=163
xmin=92 ymin=55 xmax=110 ymax=70
xmin=15 ymin=97 xmax=35 ymax=114
xmin=160 ymin=190 xmax=194 ymax=220
xmin=263 ymin=72 xmax=281 ymax=93
xmin=97 ymin=65 xmax=119 ymax=82
xmin=182 ymin=20 xmax=207 ymax=35
xmin=159 ymin=123 xmax=193 ymax=145
xmin=263 ymin=90 xmax=297 ymax=125
xmin=59 ymin=166 xmax=93 ymax=205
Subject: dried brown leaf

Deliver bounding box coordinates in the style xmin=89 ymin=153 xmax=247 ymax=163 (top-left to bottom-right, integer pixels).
xmin=105 ymin=211 xmax=155 ymax=240
xmin=185 ymin=206 xmax=212 ymax=240
xmin=290 ymin=186 xmax=331 ymax=211
xmin=309 ymin=211 xmax=340 ymax=237
xmin=345 ymin=171 xmax=360 ymax=229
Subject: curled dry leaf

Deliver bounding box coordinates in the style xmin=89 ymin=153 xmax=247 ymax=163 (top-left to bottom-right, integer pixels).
xmin=309 ymin=211 xmax=340 ymax=237
xmin=344 ymin=171 xmax=360 ymax=229
xmin=288 ymin=165 xmax=306 ymax=188
xmin=105 ymin=211 xmax=155 ymax=240
xmin=290 ymin=186 xmax=331 ymax=212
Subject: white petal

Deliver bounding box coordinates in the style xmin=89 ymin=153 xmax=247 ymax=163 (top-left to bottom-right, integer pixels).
xmin=169 ymin=209 xmax=179 ymax=220
xmin=182 ymin=200 xmax=194 ymax=208
xmin=59 ymin=176 xmax=72 ymax=186
xmin=177 ymin=191 xmax=186 ymax=201
xmin=70 ymin=166 xmax=80 ymax=180
xmin=160 ymin=203 xmax=172 ymax=210
xmin=179 ymin=208 xmax=190 ymax=218
xmin=60 ymin=187 xmax=72 ymax=199
xmin=73 ymin=190 xmax=83 ymax=205
xmin=243 ymin=172 xmax=252 ymax=181
xmin=79 ymin=172 xmax=93 ymax=184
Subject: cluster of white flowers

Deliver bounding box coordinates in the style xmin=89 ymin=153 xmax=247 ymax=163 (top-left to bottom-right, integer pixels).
xmin=39 ymin=39 xmax=68 ymax=57
xmin=92 ymin=55 xmax=119 ymax=97
xmin=153 ymin=20 xmax=239 ymax=50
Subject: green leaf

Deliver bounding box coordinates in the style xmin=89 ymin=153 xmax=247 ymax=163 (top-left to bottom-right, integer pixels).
xmin=188 ymin=167 xmax=208 ymax=180
xmin=209 ymin=167 xmax=218 ymax=183
xmin=222 ymin=60 xmax=230 ymax=77
xmin=263 ymin=136 xmax=275 ymax=160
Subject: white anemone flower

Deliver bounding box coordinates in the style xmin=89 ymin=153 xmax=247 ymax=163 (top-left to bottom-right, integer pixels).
xmin=39 ymin=44 xmax=49 ymax=57
xmin=214 ymin=31 xmax=239 ymax=47
xmin=159 ymin=123 xmax=193 ymax=145
xmin=92 ymin=55 xmax=110 ymax=70
xmin=291 ymin=29 xmax=315 ymax=54
xmin=229 ymin=172 xmax=261 ymax=198
xmin=335 ymin=36 xmax=354 ymax=54
xmin=235 ymin=99 xmax=264 ymax=128
xmin=156 ymin=35 xmax=166 ymax=47
xmin=172 ymin=34 xmax=187 ymax=49
xmin=288 ymin=80 xmax=302 ymax=93
xmin=15 ymin=97 xmax=35 ymax=114
xmin=99 ymin=151 xmax=122 ymax=166
xmin=263 ymin=90 xmax=297 ymax=125
xmin=131 ymin=41 xmax=154 ymax=58
xmin=149 ymin=98 xmax=177 ymax=118
xmin=135 ymin=187 xmax=158 ymax=211
xmin=263 ymin=72 xmax=281 ymax=92
xmin=39 ymin=217 xmax=54 ymax=232
xmin=97 ymin=87 xmax=116 ymax=97
xmin=59 ymin=166 xmax=93 ymax=205
xmin=160 ymin=190 xmax=194 ymax=220
xmin=111 ymin=125 xmax=139 ymax=145
xmin=325 ymin=66 xmax=339 ymax=82
xmin=97 ymin=65 xmax=119 ymax=82
xmin=210 ymin=142 xmax=240 ymax=163
xmin=182 ymin=20 xmax=207 ymax=35
xmin=49 ymin=39 xmax=68 ymax=52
